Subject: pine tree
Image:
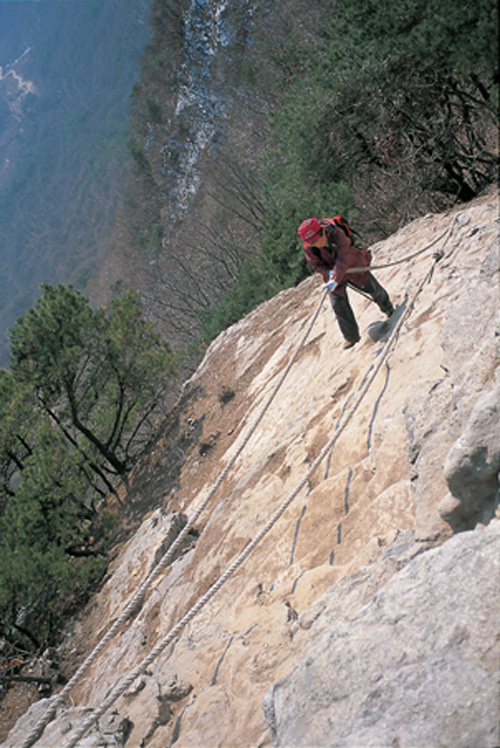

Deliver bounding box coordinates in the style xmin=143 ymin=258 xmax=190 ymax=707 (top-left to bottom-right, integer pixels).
xmin=9 ymin=284 xmax=177 ymax=476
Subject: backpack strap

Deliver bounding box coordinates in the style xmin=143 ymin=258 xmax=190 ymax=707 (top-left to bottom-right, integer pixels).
xmin=332 ymin=215 xmax=352 ymax=238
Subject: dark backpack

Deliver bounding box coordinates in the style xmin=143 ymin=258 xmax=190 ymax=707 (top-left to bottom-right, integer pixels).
xmin=330 ymin=215 xmax=352 ymax=239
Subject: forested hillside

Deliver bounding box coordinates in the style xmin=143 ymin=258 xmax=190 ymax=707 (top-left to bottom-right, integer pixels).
xmin=110 ymin=0 xmax=498 ymax=350
xmin=0 ymin=0 xmax=497 ymax=732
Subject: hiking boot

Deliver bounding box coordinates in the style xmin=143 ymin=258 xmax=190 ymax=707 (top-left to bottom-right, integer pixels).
xmin=383 ymin=303 xmax=395 ymax=317
xmin=343 ymin=337 xmax=360 ymax=349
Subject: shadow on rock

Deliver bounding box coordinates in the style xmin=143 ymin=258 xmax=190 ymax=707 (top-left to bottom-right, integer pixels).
xmin=367 ymin=300 xmax=407 ymax=343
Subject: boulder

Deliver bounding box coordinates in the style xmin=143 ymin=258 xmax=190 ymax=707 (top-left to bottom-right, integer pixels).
xmin=439 ymin=385 xmax=500 ymax=529
xmin=264 ymin=521 xmax=499 ymax=747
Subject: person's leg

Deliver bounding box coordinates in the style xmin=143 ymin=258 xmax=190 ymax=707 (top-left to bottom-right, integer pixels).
xmin=363 ymin=273 xmax=394 ymax=316
xmin=330 ymin=290 xmax=360 ymax=343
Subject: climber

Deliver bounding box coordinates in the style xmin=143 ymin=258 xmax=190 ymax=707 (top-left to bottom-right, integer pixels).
xmin=298 ymin=216 xmax=394 ymax=349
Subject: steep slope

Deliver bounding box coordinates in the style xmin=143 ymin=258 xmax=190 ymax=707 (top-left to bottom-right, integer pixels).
xmin=265 ymin=519 xmax=499 ymax=747
xmin=4 ymin=188 xmax=498 ymax=747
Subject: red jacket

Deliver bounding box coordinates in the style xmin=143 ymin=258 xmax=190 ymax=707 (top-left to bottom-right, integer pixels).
xmin=304 ymin=218 xmax=371 ymax=296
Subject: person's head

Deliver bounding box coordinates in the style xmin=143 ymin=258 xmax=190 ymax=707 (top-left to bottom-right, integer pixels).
xmin=298 ymin=218 xmax=326 ymax=249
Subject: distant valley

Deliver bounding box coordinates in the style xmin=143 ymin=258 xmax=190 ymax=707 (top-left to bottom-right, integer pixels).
xmin=0 ymin=0 xmax=150 ymax=366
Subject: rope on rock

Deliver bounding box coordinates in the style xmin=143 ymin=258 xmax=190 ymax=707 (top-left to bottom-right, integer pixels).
xmin=349 ymin=217 xmax=458 ymax=273
xmin=64 ymin=237 xmax=450 ymax=748
xmin=20 ymin=291 xmax=328 ymax=748
xmin=23 ymin=212 xmax=459 ymax=748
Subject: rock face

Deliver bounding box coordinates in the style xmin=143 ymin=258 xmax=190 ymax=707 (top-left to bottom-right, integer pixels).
xmin=3 ymin=189 xmax=498 ymax=748
xmin=264 ymin=521 xmax=499 ymax=747
xmin=440 ymin=386 xmax=500 ymax=529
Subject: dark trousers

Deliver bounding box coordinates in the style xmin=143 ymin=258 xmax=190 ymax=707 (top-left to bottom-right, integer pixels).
xmin=329 ymin=273 xmax=392 ymax=342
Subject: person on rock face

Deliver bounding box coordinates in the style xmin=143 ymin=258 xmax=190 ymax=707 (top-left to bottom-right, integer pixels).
xmin=298 ymin=216 xmax=394 ymax=349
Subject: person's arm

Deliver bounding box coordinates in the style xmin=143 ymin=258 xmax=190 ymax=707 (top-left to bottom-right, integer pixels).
xmin=304 ymin=247 xmax=331 ymax=282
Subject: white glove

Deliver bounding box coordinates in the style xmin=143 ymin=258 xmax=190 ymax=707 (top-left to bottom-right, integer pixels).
xmin=323 ymin=271 xmax=337 ymax=292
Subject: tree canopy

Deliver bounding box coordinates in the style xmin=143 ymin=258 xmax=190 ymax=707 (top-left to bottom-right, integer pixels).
xmin=339 ymin=0 xmax=498 ymax=76
xmin=195 ymin=0 xmax=498 ymax=343
xmin=0 ymin=284 xmax=177 ymax=651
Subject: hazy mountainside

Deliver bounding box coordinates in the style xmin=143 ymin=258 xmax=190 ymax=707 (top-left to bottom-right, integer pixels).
xmin=90 ymin=0 xmax=498 ymax=365
xmin=89 ymin=0 xmax=335 ymax=351
xmin=4 ymin=187 xmax=498 ymax=747
xmin=0 ymin=0 xmax=150 ymax=365
xmin=0 ymin=0 xmax=497 ymax=743
xmin=2 ymin=0 xmax=495 ymax=368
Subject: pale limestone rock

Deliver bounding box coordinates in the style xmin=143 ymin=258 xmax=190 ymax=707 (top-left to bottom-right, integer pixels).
xmin=3 ymin=190 xmax=498 ymax=748
xmin=264 ymin=521 xmax=500 ymax=748
xmin=440 ymin=385 xmax=500 ymax=528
